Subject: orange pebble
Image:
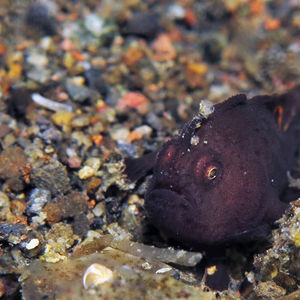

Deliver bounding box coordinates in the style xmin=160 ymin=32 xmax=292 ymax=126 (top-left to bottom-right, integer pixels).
xmin=0 ymin=44 xmax=6 ymax=55
xmin=89 ymin=199 xmax=96 ymax=209
xmin=117 ymin=92 xmax=150 ymax=115
xmin=249 ymin=0 xmax=264 ymax=15
xmin=72 ymin=51 xmax=85 ymax=61
xmin=152 ymin=34 xmax=176 ymax=61
xmin=92 ymin=134 xmax=103 ymax=145
xmin=128 ymin=131 xmax=143 ymax=142
xmin=264 ymin=18 xmax=281 ymax=30
xmin=123 ymin=46 xmax=144 ymax=66
xmin=184 ymin=8 xmax=197 ymax=26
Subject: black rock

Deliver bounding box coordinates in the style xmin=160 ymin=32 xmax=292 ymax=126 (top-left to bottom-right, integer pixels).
xmin=7 ymin=88 xmax=32 ymax=119
xmin=26 ymin=4 xmax=57 ymax=36
xmin=121 ymin=13 xmax=162 ymax=39
xmin=84 ymin=68 xmax=108 ymax=96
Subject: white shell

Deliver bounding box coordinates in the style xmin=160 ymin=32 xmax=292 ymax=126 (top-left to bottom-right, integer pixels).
xmin=83 ymin=263 xmax=114 ymax=289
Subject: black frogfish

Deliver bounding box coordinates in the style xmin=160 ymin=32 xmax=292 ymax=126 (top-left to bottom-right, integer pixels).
xmin=125 ymin=87 xmax=300 ymax=249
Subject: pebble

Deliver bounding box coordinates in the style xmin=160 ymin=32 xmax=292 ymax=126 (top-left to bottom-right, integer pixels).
xmin=38 ymin=127 xmax=62 ymax=143
xmin=122 ymin=13 xmax=161 ymax=38
xmin=58 ymin=192 xmax=89 ymax=218
xmin=116 ymin=140 xmax=138 ymax=157
xmin=110 ymin=125 xmax=130 ymax=141
xmin=26 ymin=3 xmax=57 ymax=35
xmin=27 ymin=68 xmax=51 ymax=83
xmin=93 ymin=202 xmax=106 ymax=217
xmin=134 ymin=125 xmax=153 ymax=138
xmin=31 ymin=160 xmax=71 ymax=196
xmin=84 ymin=68 xmax=108 ymax=96
xmin=78 ymin=166 xmax=96 ymax=180
xmin=25 ymin=238 xmax=40 ymax=250
xmin=0 ymin=146 xmax=28 ymax=180
xmin=71 ymin=115 xmax=91 ymax=128
xmin=167 ymin=4 xmax=185 ymax=20
xmin=0 ymin=192 xmax=10 ymax=208
xmin=27 ymin=188 xmax=51 ymax=215
xmin=26 ymin=49 xmax=49 ymax=68
xmin=84 ymin=14 xmax=104 ymax=37
xmin=66 ymin=82 xmax=93 ymax=103
xmin=68 ymin=156 xmax=82 ymax=169
xmin=208 ymin=84 xmax=231 ymax=100
xmin=85 ymin=158 xmax=102 ymax=172
xmin=52 ymin=111 xmax=75 ymax=127
xmin=146 ymin=112 xmax=163 ymax=131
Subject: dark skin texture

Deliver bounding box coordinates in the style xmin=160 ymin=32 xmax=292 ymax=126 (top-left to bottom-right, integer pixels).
xmin=125 ymin=88 xmax=300 ymax=289
xmin=126 ymin=87 xmax=300 ymax=246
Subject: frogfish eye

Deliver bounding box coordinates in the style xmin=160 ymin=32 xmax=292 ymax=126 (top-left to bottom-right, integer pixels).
xmin=206 ymin=166 xmax=218 ymax=180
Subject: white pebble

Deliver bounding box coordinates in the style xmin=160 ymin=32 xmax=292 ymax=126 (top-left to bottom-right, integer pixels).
xmin=25 ymin=238 xmax=40 ymax=250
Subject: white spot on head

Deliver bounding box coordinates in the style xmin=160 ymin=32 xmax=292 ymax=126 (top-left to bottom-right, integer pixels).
xmin=190 ymin=135 xmax=200 ymax=146
xmin=203 ymin=140 xmax=208 ymax=144
xmin=199 ymin=99 xmax=214 ymax=118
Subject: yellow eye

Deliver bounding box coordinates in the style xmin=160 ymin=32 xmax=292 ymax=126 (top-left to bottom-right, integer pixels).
xmin=206 ymin=166 xmax=217 ymax=180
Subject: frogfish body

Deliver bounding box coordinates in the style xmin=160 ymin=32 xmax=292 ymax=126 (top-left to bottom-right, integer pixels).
xmin=125 ymin=87 xmax=300 ymax=248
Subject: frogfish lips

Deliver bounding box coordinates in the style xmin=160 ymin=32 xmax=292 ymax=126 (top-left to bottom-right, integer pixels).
xmin=145 ymin=188 xmax=194 ymax=240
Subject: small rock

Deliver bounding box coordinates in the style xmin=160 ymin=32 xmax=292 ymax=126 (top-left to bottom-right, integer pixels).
xmin=0 ymin=192 xmax=10 ymax=208
xmin=0 ymin=124 xmax=11 ymax=138
xmin=26 ymin=49 xmax=49 ymax=68
xmin=39 ymin=127 xmax=62 ymax=143
xmin=122 ymin=13 xmax=161 ymax=38
xmin=57 ymin=191 xmax=89 ymax=218
xmin=52 ymin=111 xmax=75 ymax=127
xmin=27 ymin=68 xmax=51 ymax=83
xmin=84 ymin=14 xmax=104 ymax=37
xmin=43 ymin=202 xmax=62 ymax=224
xmin=78 ymin=166 xmax=96 ymax=179
xmin=152 ymin=34 xmax=176 ymax=61
xmin=134 ymin=125 xmax=153 ymax=138
xmin=68 ymin=156 xmax=82 ymax=169
xmin=26 ymin=3 xmax=57 ymax=35
xmin=27 ymin=188 xmax=51 ymax=215
xmin=7 ymin=88 xmax=32 ymax=119
xmin=0 ymin=146 xmax=28 ymax=180
xmin=117 ymin=92 xmax=150 ymax=115
xmin=116 ymin=141 xmax=137 ymax=157
xmin=167 ymin=4 xmax=185 ymax=20
xmin=66 ymin=82 xmax=93 ymax=103
xmin=146 ymin=112 xmax=163 ymax=131
xmin=72 ymin=214 xmax=90 ymax=236
xmin=71 ymin=115 xmax=91 ymax=128
xmin=85 ymin=158 xmax=102 ymax=172
xmin=93 ymin=202 xmax=106 ymax=217
xmin=86 ymin=177 xmax=102 ymax=193
xmin=110 ymin=125 xmax=130 ymax=141
xmin=84 ymin=68 xmax=108 ymax=96
xmin=31 ymin=160 xmax=71 ymax=196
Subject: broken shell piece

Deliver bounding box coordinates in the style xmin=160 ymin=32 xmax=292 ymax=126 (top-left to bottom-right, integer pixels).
xmin=198 ymin=99 xmax=214 ymax=118
xmin=82 ymin=263 xmax=113 ymax=289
